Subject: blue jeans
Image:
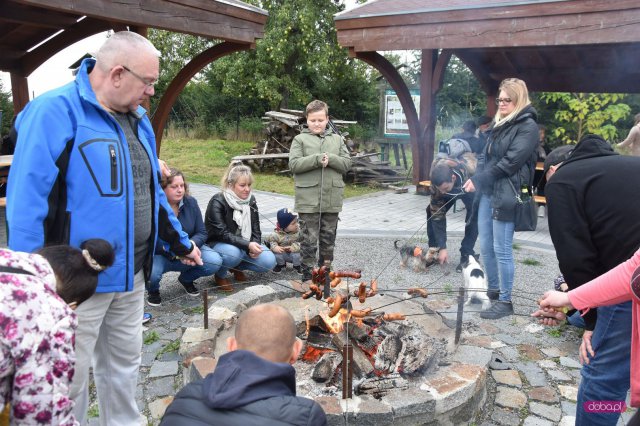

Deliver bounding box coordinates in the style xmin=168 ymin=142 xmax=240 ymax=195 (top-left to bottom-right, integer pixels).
xmin=576 ymin=302 xmax=632 ymax=426
xmin=478 ymin=195 xmax=515 ymax=301
xmin=275 ymin=252 xmax=301 ymax=266
xmin=212 ymin=242 xmax=276 ymax=277
xmin=147 ymin=245 xmax=222 ymax=293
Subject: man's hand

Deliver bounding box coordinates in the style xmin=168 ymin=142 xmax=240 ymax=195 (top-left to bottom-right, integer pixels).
xmin=158 ymin=159 xmax=171 ymax=178
xmin=579 ymin=330 xmax=595 ymax=365
xmin=181 ymin=243 xmax=203 ymax=266
xmin=462 ymin=179 xmax=476 ymax=193
xmin=438 ymin=248 xmax=449 ymax=265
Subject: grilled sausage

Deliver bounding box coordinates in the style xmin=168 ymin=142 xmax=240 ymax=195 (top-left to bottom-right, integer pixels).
xmin=328 ymin=294 xmax=344 ymax=318
xmin=383 ymin=313 xmax=406 ymax=321
xmin=358 ymin=282 xmax=367 ymax=303
xmin=407 ymin=287 xmax=428 ymax=298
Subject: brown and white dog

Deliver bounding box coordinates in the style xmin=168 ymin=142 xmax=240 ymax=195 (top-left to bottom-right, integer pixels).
xmin=394 ymin=241 xmax=439 ymax=272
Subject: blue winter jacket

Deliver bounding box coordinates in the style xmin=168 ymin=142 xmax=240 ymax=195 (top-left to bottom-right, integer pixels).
xmin=7 ymin=58 xmax=192 ymax=293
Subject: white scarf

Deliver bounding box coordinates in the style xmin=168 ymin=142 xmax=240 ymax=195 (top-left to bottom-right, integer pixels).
xmin=223 ymin=190 xmax=252 ymax=240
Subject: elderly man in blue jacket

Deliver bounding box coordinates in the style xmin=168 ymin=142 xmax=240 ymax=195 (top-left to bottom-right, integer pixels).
xmin=7 ymin=31 xmax=202 ymax=425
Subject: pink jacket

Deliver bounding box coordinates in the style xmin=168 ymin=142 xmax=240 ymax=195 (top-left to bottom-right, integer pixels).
xmin=568 ymin=248 xmax=640 ymax=407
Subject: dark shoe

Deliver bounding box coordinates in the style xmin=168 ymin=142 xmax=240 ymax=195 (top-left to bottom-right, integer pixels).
xmin=487 ymin=289 xmax=499 ymax=300
xmin=214 ymin=275 xmax=234 ymax=292
xmin=179 ymin=278 xmax=200 ymax=297
xmin=293 ymin=265 xmax=303 ymax=275
xmin=147 ymin=292 xmax=162 ymax=307
xmin=456 ymin=262 xmax=464 ymax=273
xmin=480 ymin=301 xmax=514 ymax=319
xmin=272 ymin=264 xmax=284 ymax=273
xmin=231 ymin=268 xmax=247 ymax=282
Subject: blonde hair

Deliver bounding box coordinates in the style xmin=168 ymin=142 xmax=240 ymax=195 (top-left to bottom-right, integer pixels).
xmin=234 ymin=304 xmax=297 ymax=363
xmin=221 ymin=160 xmax=253 ymax=189
xmin=494 ymin=78 xmax=531 ymax=128
xmin=305 ymin=100 xmax=329 ymax=117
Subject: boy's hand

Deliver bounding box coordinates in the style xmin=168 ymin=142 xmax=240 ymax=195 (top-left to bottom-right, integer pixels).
xmin=321 ymin=153 xmax=329 ymax=168
xmin=283 ymin=246 xmax=292 ymax=253
xmin=272 ymin=246 xmax=285 ymax=254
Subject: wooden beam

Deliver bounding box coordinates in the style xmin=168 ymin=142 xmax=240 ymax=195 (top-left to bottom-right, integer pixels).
xmin=1 ymin=2 xmax=78 ymax=28
xmin=15 ymin=0 xmax=266 ymax=43
xmin=337 ymin=8 xmax=640 ymax=51
xmin=153 ymin=41 xmax=252 ymax=151
xmin=19 ymin=17 xmax=111 ymax=76
xmin=10 ymin=73 xmax=29 ymax=114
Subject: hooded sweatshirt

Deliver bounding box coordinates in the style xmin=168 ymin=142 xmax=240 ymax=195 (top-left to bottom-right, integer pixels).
xmin=546 ymin=134 xmax=640 ymax=330
xmin=160 ymin=350 xmax=327 ymax=426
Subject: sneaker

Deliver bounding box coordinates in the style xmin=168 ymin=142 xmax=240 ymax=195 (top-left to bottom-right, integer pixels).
xmin=293 ymin=265 xmax=303 ymax=275
xmin=272 ymin=264 xmax=284 ymax=273
xmin=214 ymin=275 xmax=234 ymax=292
xmin=487 ymin=289 xmax=500 ymax=300
xmin=142 ymin=312 xmax=152 ymax=324
xmin=479 ymin=301 xmax=513 ymax=319
xmin=455 ymin=255 xmax=469 ymax=273
xmin=147 ymin=292 xmax=162 ymax=306
xmin=179 ymin=278 xmax=199 ymax=297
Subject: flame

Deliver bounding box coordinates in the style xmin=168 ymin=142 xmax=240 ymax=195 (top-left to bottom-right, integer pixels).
xmin=301 ymin=345 xmax=332 ymax=362
xmin=305 ymin=308 xmax=310 ymax=338
xmin=320 ymin=308 xmax=350 ymax=334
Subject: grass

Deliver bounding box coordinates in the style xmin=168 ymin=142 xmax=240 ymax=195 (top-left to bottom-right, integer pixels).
xmin=159 ymin=137 xmax=385 ymax=198
xmin=521 ymin=258 xmax=541 ymax=266
xmin=143 ymin=330 xmax=160 ymax=345
xmin=158 ymin=339 xmax=181 ymax=355
xmin=546 ymin=322 xmax=567 ymax=337
xmin=87 ymin=404 xmax=99 ymax=418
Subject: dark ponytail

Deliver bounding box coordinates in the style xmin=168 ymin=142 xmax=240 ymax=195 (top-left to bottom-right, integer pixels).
xmin=37 ymin=239 xmax=115 ymax=305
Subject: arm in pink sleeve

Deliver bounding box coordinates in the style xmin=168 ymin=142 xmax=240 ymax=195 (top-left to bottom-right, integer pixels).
xmin=568 ymin=249 xmax=640 ymax=310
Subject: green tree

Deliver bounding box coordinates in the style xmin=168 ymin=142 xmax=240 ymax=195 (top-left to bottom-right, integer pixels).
xmin=0 ymin=80 xmax=13 ymax=136
xmin=540 ymin=92 xmax=631 ymax=144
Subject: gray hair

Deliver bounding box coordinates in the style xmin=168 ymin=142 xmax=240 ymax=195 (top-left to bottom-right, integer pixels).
xmin=95 ymin=31 xmax=160 ymax=71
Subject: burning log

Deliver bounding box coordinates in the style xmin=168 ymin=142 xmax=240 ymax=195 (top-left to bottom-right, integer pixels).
xmin=332 ymin=330 xmax=375 ymax=377
xmin=355 ymin=373 xmax=409 ymax=398
xmin=312 ymin=351 xmax=342 ymax=383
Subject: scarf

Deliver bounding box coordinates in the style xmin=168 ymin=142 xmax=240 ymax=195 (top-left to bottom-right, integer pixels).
xmin=223 ymin=190 xmax=252 ymax=240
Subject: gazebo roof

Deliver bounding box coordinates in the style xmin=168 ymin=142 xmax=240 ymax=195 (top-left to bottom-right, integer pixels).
xmin=1 ymin=0 xmax=268 ymax=76
xmin=336 ymin=0 xmax=640 ymax=93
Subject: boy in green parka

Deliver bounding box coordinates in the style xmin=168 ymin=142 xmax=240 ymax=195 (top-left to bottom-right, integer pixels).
xmin=289 ymin=100 xmax=352 ymax=283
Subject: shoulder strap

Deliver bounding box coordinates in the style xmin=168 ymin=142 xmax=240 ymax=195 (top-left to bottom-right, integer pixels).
xmin=0 ymin=265 xmax=34 ymax=276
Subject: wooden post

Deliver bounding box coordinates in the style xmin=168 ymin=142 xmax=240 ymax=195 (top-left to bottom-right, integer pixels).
xmin=342 ymin=342 xmax=353 ymax=399
xmin=455 ymin=287 xmax=465 ymax=344
xmin=202 ymin=289 xmax=209 ymax=329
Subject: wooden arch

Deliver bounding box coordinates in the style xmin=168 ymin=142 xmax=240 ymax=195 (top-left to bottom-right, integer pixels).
xmin=152 ymin=41 xmax=253 ymax=151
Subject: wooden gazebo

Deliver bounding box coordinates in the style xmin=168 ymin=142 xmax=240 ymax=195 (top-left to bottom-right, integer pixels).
xmin=335 ymin=0 xmax=640 ymax=186
xmin=0 ymin=0 xmax=267 ymax=149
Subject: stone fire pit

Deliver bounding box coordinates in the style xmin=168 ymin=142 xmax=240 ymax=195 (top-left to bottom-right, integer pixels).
xmin=179 ymin=280 xmax=493 ymax=425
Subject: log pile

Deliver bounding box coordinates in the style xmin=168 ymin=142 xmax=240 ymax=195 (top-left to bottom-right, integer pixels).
xmin=237 ymin=109 xmax=407 ymax=185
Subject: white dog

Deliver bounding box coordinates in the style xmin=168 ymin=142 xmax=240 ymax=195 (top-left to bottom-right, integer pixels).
xmin=462 ymin=255 xmax=491 ymax=310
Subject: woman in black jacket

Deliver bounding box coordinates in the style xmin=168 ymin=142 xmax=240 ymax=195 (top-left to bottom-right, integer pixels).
xmin=205 ymin=161 xmax=276 ymax=290
xmin=463 ymin=78 xmax=539 ymax=319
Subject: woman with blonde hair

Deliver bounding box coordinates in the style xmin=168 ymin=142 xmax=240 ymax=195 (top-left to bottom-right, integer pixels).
xmin=463 ymin=78 xmax=539 ymax=319
xmin=204 ymin=161 xmax=276 ymax=290
xmin=618 ymin=113 xmax=640 ymax=156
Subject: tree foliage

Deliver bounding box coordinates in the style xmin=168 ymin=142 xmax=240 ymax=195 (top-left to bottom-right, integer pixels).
xmin=0 ymin=80 xmax=13 ymax=136
xmin=539 ymin=92 xmax=631 ymax=144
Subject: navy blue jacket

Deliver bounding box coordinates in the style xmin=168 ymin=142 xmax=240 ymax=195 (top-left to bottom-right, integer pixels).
xmin=160 ymin=350 xmax=327 ymax=426
xmin=157 ymin=195 xmax=207 ymax=255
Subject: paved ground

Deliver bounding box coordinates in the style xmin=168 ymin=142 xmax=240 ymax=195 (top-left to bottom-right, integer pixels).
xmin=4 ymin=184 xmax=632 ymax=425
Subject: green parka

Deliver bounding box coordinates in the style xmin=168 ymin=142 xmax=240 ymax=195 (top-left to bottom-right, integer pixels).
xmin=289 ymin=127 xmax=352 ymax=213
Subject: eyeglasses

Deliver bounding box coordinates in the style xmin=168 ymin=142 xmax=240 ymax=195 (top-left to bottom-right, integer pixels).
xmin=122 ymin=65 xmax=157 ymax=88
xmin=495 ymin=97 xmax=513 ymax=105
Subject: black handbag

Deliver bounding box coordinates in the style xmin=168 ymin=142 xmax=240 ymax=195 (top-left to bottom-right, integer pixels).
xmin=507 ymin=179 xmax=538 ymax=232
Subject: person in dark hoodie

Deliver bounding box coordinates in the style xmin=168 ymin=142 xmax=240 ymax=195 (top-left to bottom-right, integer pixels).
xmin=462 ymin=78 xmax=539 ymax=319
xmin=533 ymin=135 xmax=640 ymax=425
xmin=160 ymin=304 xmax=327 ymax=426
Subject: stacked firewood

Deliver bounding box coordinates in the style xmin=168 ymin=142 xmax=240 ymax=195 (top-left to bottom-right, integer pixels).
xmin=238 ymin=109 xmax=406 ymax=185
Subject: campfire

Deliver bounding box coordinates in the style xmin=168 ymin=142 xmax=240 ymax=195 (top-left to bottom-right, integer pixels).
xmin=296 ymin=268 xmax=444 ymax=399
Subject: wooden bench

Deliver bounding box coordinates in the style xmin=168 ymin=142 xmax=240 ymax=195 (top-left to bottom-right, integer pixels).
xmin=374 ymin=137 xmax=409 ymax=169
